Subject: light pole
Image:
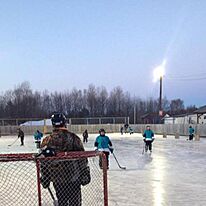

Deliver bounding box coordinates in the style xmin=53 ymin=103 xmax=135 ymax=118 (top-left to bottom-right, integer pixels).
xmin=159 ymin=75 xmax=163 ymax=117
xmin=153 ymin=59 xmax=166 ymax=118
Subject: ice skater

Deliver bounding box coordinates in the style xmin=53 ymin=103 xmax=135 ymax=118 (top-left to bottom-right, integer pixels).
xmin=34 ymin=130 xmax=43 ymax=153
xmin=82 ymin=129 xmax=88 ymax=143
xmin=94 ymin=128 xmax=114 ymax=169
xmin=124 ymin=123 xmax=129 ymax=133
xmin=120 ymin=126 xmax=124 ymax=135
xmin=143 ymin=125 xmax=155 ymax=154
xmin=129 ymin=126 xmax=133 ymax=135
xmin=188 ymin=126 xmax=195 ymax=141
xmin=17 ymin=128 xmax=24 ymax=146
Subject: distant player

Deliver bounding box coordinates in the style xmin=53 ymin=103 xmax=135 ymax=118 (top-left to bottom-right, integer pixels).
xmin=120 ymin=126 xmax=124 ymax=135
xmin=34 ymin=130 xmax=43 ymax=153
xmin=188 ymin=126 xmax=195 ymax=141
xmin=82 ymin=129 xmax=88 ymax=143
xmin=17 ymin=128 xmax=24 ymax=146
xmin=94 ymin=128 xmax=114 ymax=169
xmin=124 ymin=123 xmax=129 ymax=133
xmin=143 ymin=125 xmax=155 ymax=154
xmin=129 ymin=126 xmax=133 ymax=135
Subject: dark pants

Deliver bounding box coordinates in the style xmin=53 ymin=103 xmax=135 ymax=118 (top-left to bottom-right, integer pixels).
xmin=20 ymin=136 xmax=24 ymax=145
xmin=83 ymin=137 xmax=88 ymax=143
xmin=99 ymin=151 xmax=110 ymax=169
xmin=145 ymin=141 xmax=152 ymax=151
xmin=189 ymin=134 xmax=194 ymax=140
xmin=35 ymin=141 xmax=41 ymax=148
xmin=53 ymin=181 xmax=81 ymax=206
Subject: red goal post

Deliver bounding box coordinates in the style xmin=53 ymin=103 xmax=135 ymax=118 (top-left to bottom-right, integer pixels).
xmin=0 ymin=151 xmax=108 ymax=206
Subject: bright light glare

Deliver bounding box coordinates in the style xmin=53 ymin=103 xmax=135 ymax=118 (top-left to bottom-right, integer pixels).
xmin=153 ymin=59 xmax=166 ymax=82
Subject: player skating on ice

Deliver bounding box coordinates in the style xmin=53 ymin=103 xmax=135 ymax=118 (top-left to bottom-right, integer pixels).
xmin=82 ymin=129 xmax=88 ymax=143
xmin=143 ymin=125 xmax=155 ymax=154
xmin=17 ymin=128 xmax=24 ymax=146
xmin=94 ymin=128 xmax=114 ymax=169
xmin=34 ymin=130 xmax=43 ymax=153
xmin=188 ymin=125 xmax=195 ymax=141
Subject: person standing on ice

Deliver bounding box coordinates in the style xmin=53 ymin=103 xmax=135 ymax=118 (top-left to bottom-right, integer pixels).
xmin=143 ymin=125 xmax=155 ymax=153
xmin=40 ymin=112 xmax=90 ymax=206
xmin=188 ymin=125 xmax=195 ymax=141
xmin=94 ymin=128 xmax=114 ymax=169
xmin=34 ymin=130 xmax=43 ymax=153
xmin=82 ymin=129 xmax=88 ymax=143
xmin=120 ymin=126 xmax=124 ymax=135
xmin=17 ymin=128 xmax=24 ymax=146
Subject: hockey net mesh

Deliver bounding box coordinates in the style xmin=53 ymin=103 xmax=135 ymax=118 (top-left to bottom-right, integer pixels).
xmin=0 ymin=152 xmax=107 ymax=206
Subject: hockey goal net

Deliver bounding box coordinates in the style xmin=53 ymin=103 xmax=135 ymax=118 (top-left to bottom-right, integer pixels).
xmin=0 ymin=151 xmax=108 ymax=206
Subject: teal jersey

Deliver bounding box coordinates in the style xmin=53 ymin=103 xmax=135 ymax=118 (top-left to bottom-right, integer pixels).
xmin=94 ymin=135 xmax=112 ymax=150
xmin=34 ymin=132 xmax=43 ymax=141
xmin=143 ymin=130 xmax=154 ymax=141
xmin=189 ymin=127 xmax=194 ymax=135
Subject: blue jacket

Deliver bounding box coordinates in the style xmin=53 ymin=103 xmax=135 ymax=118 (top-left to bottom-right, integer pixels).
xmin=94 ymin=135 xmax=112 ymax=152
xmin=34 ymin=131 xmax=43 ymax=141
xmin=189 ymin=127 xmax=195 ymax=135
xmin=143 ymin=129 xmax=154 ymax=141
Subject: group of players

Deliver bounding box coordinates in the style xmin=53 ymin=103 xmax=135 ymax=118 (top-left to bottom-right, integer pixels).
xmin=32 ymin=113 xmax=155 ymax=206
xmin=13 ymin=112 xmax=195 ymax=206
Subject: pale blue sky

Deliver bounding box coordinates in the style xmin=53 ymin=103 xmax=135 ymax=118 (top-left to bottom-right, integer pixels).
xmin=0 ymin=0 xmax=206 ymax=106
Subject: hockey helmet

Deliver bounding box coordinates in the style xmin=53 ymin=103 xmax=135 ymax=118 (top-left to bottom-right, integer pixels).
xmin=51 ymin=112 xmax=67 ymax=127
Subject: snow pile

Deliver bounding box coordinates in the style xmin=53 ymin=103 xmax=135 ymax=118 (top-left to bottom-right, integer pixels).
xmin=20 ymin=119 xmax=52 ymax=126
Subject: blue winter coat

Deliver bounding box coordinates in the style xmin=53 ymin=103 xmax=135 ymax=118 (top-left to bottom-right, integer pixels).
xmin=189 ymin=127 xmax=195 ymax=135
xmin=94 ymin=135 xmax=112 ymax=152
xmin=143 ymin=130 xmax=154 ymax=141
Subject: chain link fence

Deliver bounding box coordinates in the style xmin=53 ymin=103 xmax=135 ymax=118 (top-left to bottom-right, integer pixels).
xmin=0 ymin=151 xmax=108 ymax=206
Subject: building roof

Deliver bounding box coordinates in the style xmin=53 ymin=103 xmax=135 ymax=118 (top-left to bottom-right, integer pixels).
xmin=194 ymin=105 xmax=206 ymax=114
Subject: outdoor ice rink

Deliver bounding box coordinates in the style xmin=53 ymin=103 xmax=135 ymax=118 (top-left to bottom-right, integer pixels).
xmin=0 ymin=133 xmax=206 ymax=206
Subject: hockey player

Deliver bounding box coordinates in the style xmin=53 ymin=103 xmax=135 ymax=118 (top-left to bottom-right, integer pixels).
xmin=34 ymin=130 xmax=43 ymax=153
xmin=188 ymin=126 xmax=195 ymax=141
xmin=124 ymin=123 xmax=129 ymax=133
xmin=94 ymin=128 xmax=113 ymax=169
xmin=40 ymin=112 xmax=90 ymax=206
xmin=143 ymin=125 xmax=155 ymax=153
xmin=129 ymin=126 xmax=134 ymax=135
xmin=17 ymin=128 xmax=24 ymax=146
xmin=82 ymin=129 xmax=88 ymax=143
xmin=120 ymin=126 xmax=124 ymax=135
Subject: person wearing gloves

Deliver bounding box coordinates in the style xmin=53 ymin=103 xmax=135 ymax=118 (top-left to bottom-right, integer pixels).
xmin=94 ymin=128 xmax=113 ymax=169
xmin=143 ymin=125 xmax=155 ymax=154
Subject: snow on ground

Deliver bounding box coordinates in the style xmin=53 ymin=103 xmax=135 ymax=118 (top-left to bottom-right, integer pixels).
xmin=1 ymin=133 xmax=206 ymax=206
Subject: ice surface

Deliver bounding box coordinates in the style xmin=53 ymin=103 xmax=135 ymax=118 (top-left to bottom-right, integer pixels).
xmin=1 ymin=133 xmax=206 ymax=206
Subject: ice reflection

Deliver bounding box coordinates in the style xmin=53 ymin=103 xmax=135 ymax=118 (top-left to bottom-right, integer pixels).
xmin=152 ymin=156 xmax=166 ymax=206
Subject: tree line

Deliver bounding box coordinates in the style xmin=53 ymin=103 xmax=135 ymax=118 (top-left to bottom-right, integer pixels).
xmin=0 ymin=81 xmax=197 ymax=123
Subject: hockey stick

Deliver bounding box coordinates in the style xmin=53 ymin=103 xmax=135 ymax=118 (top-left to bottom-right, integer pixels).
xmin=112 ymin=153 xmax=126 ymax=170
xmin=8 ymin=138 xmax=19 ymax=146
xmin=142 ymin=143 xmax=145 ymax=155
xmin=48 ymin=187 xmax=58 ymax=206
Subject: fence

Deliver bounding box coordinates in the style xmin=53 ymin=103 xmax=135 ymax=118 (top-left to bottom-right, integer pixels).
xmin=69 ymin=117 xmax=129 ymax=125
xmin=0 ymin=117 xmax=129 ymax=126
xmin=0 ymin=151 xmax=108 ymax=206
